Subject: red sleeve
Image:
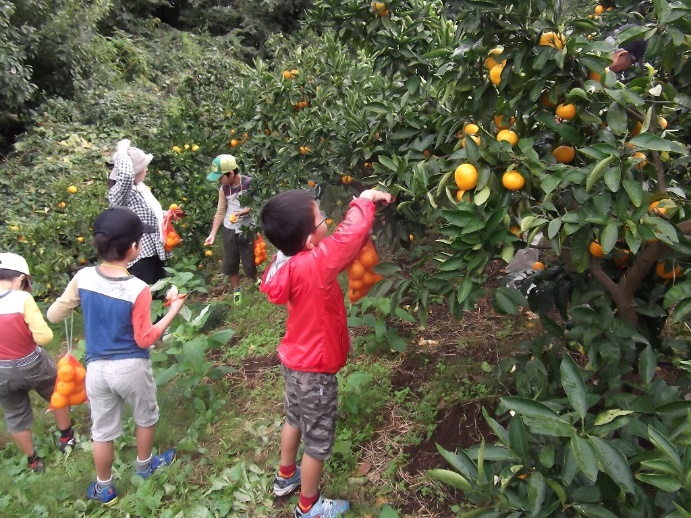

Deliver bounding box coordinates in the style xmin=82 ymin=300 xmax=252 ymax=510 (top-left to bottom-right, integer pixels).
xmin=131 ymin=287 xmax=161 ymax=348
xmin=315 ymin=198 xmax=376 ymax=284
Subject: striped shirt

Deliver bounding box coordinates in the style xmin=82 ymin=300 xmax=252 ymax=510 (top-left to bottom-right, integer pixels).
xmin=0 ymin=290 xmax=53 ymax=359
xmin=47 ymin=267 xmax=162 ymax=364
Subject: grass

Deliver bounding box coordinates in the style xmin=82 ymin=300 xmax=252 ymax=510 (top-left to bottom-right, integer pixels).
xmin=0 ymin=269 xmax=519 ymax=517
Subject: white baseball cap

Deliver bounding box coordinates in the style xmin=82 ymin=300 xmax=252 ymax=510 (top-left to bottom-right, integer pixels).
xmin=0 ymin=252 xmax=32 ymax=290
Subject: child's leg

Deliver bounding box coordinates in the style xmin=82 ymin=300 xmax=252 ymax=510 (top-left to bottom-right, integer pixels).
xmin=11 ymin=429 xmax=35 ymax=456
xmin=136 ymin=424 xmax=155 ymax=461
xmin=280 ymin=422 xmax=302 ymax=467
xmin=93 ymin=441 xmax=115 ymax=480
xmin=51 ymin=407 xmax=71 ymax=430
xmin=299 ymin=453 xmax=324 ymax=499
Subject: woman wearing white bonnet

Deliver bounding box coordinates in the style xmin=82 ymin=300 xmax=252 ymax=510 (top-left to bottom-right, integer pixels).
xmin=107 ymin=139 xmax=170 ymax=284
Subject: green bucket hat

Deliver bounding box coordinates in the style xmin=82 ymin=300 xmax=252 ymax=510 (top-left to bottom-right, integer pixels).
xmin=207 ymin=154 xmax=238 ymax=181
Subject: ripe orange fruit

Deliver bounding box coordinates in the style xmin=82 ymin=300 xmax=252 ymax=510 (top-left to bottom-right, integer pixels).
xmin=461 ymin=135 xmax=480 ymax=149
xmin=56 ymin=380 xmax=75 ymax=397
xmin=50 ymin=392 xmax=69 ymax=409
xmin=307 ymin=180 xmax=317 ymax=188
xmin=205 ymin=250 xmax=213 ymax=257
xmin=326 ymin=218 xmax=333 ymax=226
xmin=57 ymin=356 xmax=70 ymax=368
xmin=496 ymin=129 xmax=518 ymax=147
xmin=456 ymin=190 xmax=471 ymax=203
xmin=588 ymin=71 xmax=602 ymax=82
xmin=489 ymin=64 xmax=504 ymax=86
xmin=556 ymin=103 xmax=577 ymax=120
xmin=169 ymin=203 xmax=179 ymax=210
xmin=656 ymin=261 xmax=683 ymax=280
xmin=463 ymin=123 xmax=480 ymax=135
xmin=454 ymin=164 xmax=478 ymax=191
xmin=362 ymin=271 xmax=377 ymax=286
xmin=509 ymin=226 xmax=521 ymax=237
xmin=539 ymin=32 xmax=566 ymax=49
xmin=57 ymin=202 xmax=66 ymax=209
xmin=347 ymin=261 xmax=366 ymax=280
xmin=359 ymin=248 xmax=379 ymax=268
xmin=58 ymin=364 xmax=76 ymax=382
xmin=614 ymin=250 xmax=631 ymax=268
xmin=594 ymin=5 xmax=604 ymax=15
xmin=341 ymin=175 xmax=353 ymax=184
xmin=349 ymin=279 xmax=365 ymax=290
xmin=532 ymin=261 xmax=545 ymax=270
xmin=494 ymin=114 xmax=514 ymax=130
xmin=502 ymin=170 xmax=525 ymax=191
xmin=658 ymin=116 xmax=668 ymax=130
xmin=67 ymin=185 xmax=77 ymax=194
xmin=552 ymin=145 xmax=576 ymax=164
xmin=541 ymin=93 xmax=556 ymax=108
xmin=631 ymin=120 xmax=643 ymax=136
xmin=484 ymin=56 xmax=499 ymax=70
xmin=649 ymin=200 xmax=668 ymax=216
xmin=633 ymin=152 xmax=647 ymax=169
xmin=69 ymin=390 xmax=87 ymax=406
xmin=230 ymin=139 xmax=240 ymax=147
xmin=423 ymin=149 xmax=431 ymax=157
xmin=589 ymin=241 xmax=604 ymax=258
xmin=282 ymin=70 xmax=293 ymax=79
xmin=229 ymin=214 xmax=238 ymax=223
xmin=348 ymin=288 xmax=363 ymax=303
xmin=73 ymin=366 xmax=86 ymax=383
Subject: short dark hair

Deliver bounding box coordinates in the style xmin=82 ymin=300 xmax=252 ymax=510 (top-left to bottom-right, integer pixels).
xmin=260 ymin=190 xmax=316 ymax=256
xmin=0 ymin=269 xmax=29 ymax=290
xmin=93 ymin=233 xmax=140 ymax=261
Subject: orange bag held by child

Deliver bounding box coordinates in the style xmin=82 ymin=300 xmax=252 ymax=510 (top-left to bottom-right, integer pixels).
xmin=50 ymin=353 xmax=87 ymax=409
xmin=163 ymin=208 xmax=184 ymax=252
xmin=346 ymin=237 xmax=383 ymax=303
xmin=254 ymin=234 xmax=268 ymax=266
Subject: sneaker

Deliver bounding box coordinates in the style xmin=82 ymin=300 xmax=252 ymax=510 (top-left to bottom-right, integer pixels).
xmin=29 ymin=456 xmax=45 ymax=473
xmin=295 ymin=496 xmax=350 ymax=517
xmin=135 ymin=448 xmax=176 ymax=479
xmin=273 ymin=466 xmax=301 ymax=496
xmin=233 ymin=291 xmax=242 ymax=304
xmin=58 ymin=434 xmax=76 ymax=453
xmin=86 ymin=481 xmax=118 ymax=506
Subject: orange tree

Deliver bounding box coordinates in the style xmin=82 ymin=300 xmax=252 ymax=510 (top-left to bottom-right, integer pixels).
xmin=278 ymin=0 xmax=690 ymax=513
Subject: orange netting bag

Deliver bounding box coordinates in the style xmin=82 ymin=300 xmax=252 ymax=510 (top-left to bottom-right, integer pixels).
xmin=163 ymin=209 xmax=184 ymax=252
xmin=49 ymin=314 xmax=87 ymax=409
xmin=254 ymin=234 xmax=268 ymax=265
xmin=346 ymin=237 xmax=382 ymax=303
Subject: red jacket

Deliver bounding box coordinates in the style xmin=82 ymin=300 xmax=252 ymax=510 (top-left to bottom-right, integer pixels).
xmin=261 ymin=198 xmax=375 ymax=373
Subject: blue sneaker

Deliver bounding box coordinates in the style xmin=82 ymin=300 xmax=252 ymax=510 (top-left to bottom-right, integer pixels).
xmin=135 ymin=448 xmax=176 ymax=479
xmin=273 ymin=465 xmax=301 ymax=496
xmin=86 ymin=482 xmax=118 ymax=506
xmin=295 ymin=496 xmax=350 ymax=517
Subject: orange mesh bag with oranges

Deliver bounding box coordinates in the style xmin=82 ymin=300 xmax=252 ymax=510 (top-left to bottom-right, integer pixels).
xmin=346 ymin=238 xmax=383 ymax=303
xmin=50 ymin=353 xmax=87 ymax=409
xmin=254 ymin=234 xmax=268 ymax=266
xmin=163 ymin=208 xmax=184 ymax=252
xmin=50 ymin=312 xmax=88 ymax=409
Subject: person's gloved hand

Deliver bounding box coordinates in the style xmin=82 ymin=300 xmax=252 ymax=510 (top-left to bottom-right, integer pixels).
xmin=116 ymin=139 xmax=130 ymax=154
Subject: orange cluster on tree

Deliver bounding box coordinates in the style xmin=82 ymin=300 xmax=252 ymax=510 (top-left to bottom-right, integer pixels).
xmin=50 ymin=354 xmax=87 ymax=409
xmin=347 ymin=239 xmax=383 ymax=303
xmin=254 ymin=234 xmax=268 ymax=265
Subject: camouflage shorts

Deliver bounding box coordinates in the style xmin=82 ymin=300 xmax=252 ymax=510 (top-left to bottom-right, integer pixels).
xmin=281 ymin=365 xmax=339 ymax=461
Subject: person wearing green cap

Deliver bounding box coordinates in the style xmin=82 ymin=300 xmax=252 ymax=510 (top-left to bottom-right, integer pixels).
xmin=204 ymin=155 xmax=257 ymax=303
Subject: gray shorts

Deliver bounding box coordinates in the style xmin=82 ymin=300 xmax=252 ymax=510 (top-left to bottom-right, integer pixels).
xmin=86 ymin=358 xmax=159 ymax=442
xmin=282 ymin=365 xmax=338 ymax=461
xmin=222 ymin=227 xmax=257 ymax=278
xmin=0 ymin=348 xmax=56 ymax=433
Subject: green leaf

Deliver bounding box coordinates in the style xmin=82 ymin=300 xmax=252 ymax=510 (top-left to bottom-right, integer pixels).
xmin=571 ymin=435 xmax=598 ymax=482
xmin=548 ymin=218 xmax=562 ymax=239
xmin=607 ymin=102 xmax=628 ymax=135
xmin=155 ymin=365 xmax=180 ymax=385
xmin=630 ymin=134 xmax=687 ymax=154
xmin=560 ymin=354 xmax=588 ymax=419
xmin=378 ymin=155 xmax=398 ymax=172
xmin=493 ymin=287 xmax=528 ymax=314
xmin=571 ymin=503 xmax=619 ymax=518
xmin=373 ymin=262 xmax=402 ymax=275
xmin=593 ymin=410 xmax=634 ymax=426
xmin=639 ymin=345 xmax=656 ymax=385
xmin=635 ymin=473 xmax=682 ymax=492
xmin=426 ymin=469 xmax=474 ymax=492
xmin=622 ymin=179 xmax=643 ymax=207
xmin=436 ymin=444 xmax=478 ymax=480
xmin=586 ymin=156 xmax=616 ymax=192
xmin=527 ymin=472 xmax=546 ymax=516
xmin=599 ymin=223 xmax=619 ymax=254
xmin=589 ymin=437 xmax=636 ymax=493
xmin=509 ymin=416 xmax=529 ymax=463
xmin=501 ymin=397 xmax=565 ymax=421
xmin=570 ymin=226 xmax=592 ymax=273
xmin=603 ymin=166 xmax=621 ymax=192
xmin=648 ymin=425 xmax=682 ymax=471
xmin=380 ymin=504 xmax=400 ymax=518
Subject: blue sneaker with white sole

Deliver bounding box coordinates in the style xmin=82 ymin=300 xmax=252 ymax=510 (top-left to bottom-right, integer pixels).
xmin=86 ymin=482 xmax=118 ymax=506
xmin=135 ymin=448 xmax=176 ymax=479
xmin=295 ymin=496 xmax=350 ymax=517
xmin=273 ymin=465 xmax=301 ymax=496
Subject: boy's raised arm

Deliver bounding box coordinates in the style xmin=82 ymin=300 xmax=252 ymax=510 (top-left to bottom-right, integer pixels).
xmin=46 ymin=275 xmax=81 ymax=324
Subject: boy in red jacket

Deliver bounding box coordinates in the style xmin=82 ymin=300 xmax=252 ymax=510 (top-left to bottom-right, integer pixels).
xmin=260 ymin=188 xmax=391 ymax=518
